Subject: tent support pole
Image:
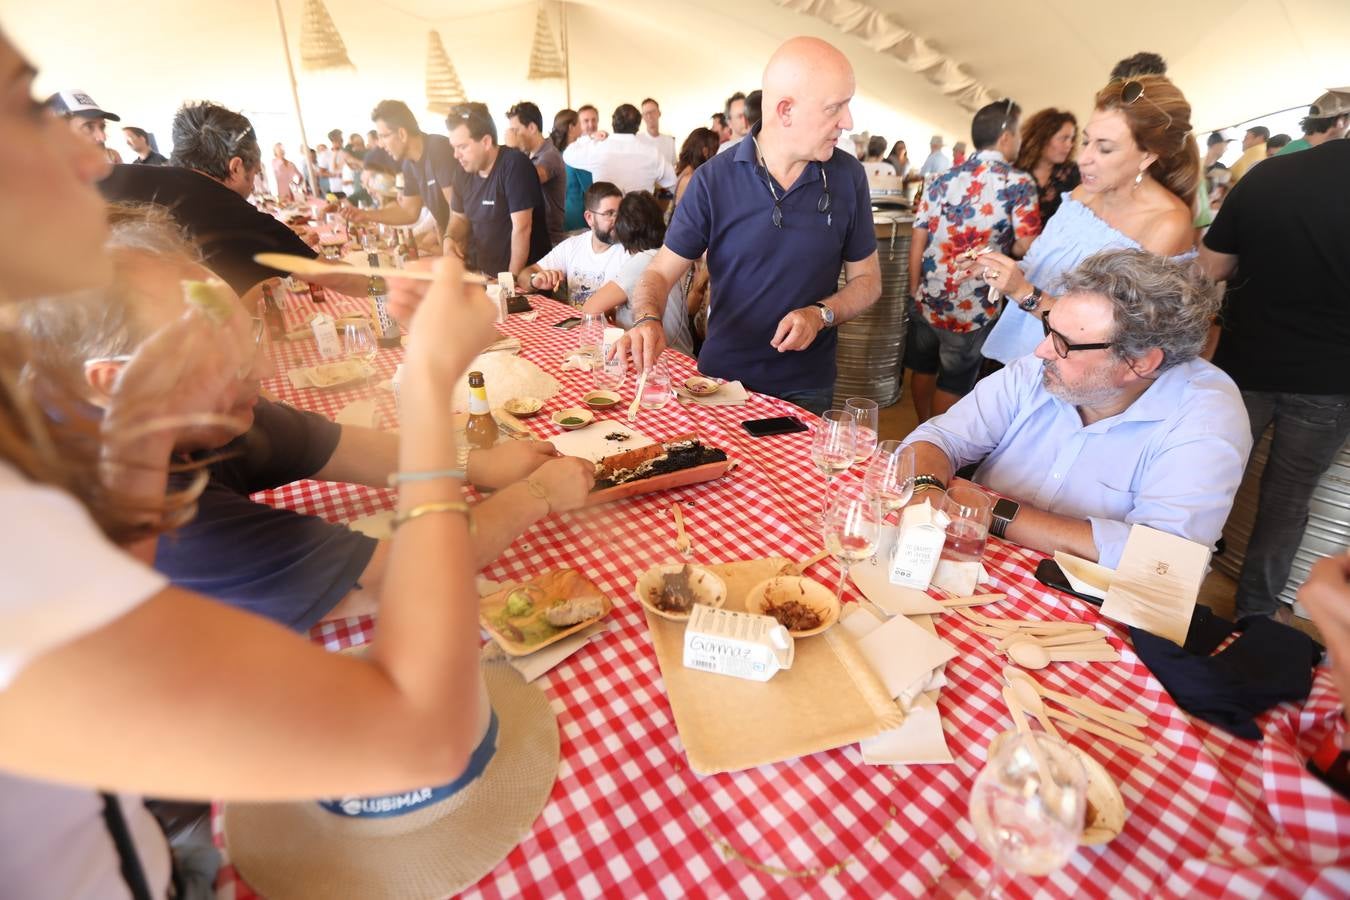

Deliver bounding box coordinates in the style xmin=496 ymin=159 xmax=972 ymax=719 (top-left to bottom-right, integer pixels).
xmin=560 ymin=1 xmax=571 ymax=109
xmin=273 ymin=0 xmax=322 ymax=198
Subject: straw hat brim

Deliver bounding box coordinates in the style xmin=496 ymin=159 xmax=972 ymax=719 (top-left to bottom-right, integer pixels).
xmin=223 ymin=659 xmax=558 ymax=899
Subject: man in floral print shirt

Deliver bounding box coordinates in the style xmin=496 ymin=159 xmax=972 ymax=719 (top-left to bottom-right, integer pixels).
xmin=905 ymin=100 xmax=1040 ymax=421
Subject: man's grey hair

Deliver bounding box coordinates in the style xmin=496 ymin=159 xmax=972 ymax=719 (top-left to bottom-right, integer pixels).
xmin=1057 ymin=249 xmax=1220 ymax=372
xmin=170 ymin=101 xmax=261 ymax=180
xmin=22 ymin=204 xmax=203 ymax=380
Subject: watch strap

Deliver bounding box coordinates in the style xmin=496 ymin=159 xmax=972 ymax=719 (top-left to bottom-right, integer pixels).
xmin=814 ymin=302 xmax=835 ymax=327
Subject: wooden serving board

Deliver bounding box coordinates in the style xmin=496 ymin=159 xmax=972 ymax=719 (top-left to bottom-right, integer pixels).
xmin=479 ymin=569 xmax=612 ymax=657
xmin=585 ymin=432 xmax=735 ymax=506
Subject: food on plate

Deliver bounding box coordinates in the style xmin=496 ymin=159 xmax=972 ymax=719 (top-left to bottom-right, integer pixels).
xmin=504 ymin=589 xmax=535 ymax=618
xmin=650 ymin=564 xmax=701 ymax=614
xmin=582 ymin=390 xmax=620 ymax=408
xmin=683 ymin=376 xmax=720 ymax=396
xmin=593 ymin=437 xmax=728 ymax=490
xmin=761 ymin=597 xmax=822 ymax=632
xmin=503 ymin=397 xmax=544 ymax=417
xmin=544 ymin=594 xmax=606 ymax=627
xmin=603 ymin=432 xmax=630 ymax=442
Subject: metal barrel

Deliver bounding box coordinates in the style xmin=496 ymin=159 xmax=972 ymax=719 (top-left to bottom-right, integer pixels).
xmin=1214 ymin=433 xmax=1350 ymax=608
xmin=833 ymin=212 xmax=911 ymax=406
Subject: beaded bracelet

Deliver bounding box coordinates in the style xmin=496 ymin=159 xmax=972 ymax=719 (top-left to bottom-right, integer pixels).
xmin=632 ymin=314 xmax=662 ymax=329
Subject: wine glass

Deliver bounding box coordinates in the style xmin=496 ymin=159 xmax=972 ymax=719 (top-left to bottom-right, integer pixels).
xmin=844 ymin=397 xmax=879 ymax=465
xmin=343 ymin=321 xmax=377 ymax=362
xmin=822 ymin=482 xmax=881 ymax=605
xmin=810 ymin=410 xmax=857 ymax=497
xmin=864 ymin=440 xmax=915 ymax=522
xmin=578 ymin=313 xmax=605 ymax=367
xmin=969 ymin=732 xmax=1087 ymax=897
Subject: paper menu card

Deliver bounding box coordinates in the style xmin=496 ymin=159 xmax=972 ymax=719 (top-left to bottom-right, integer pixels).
xmin=642 ymin=558 xmax=902 ymax=775
xmin=1100 ymin=525 xmax=1210 ymax=645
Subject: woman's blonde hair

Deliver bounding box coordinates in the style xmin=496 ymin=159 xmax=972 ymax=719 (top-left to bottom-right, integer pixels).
xmin=1093 ymin=75 xmax=1199 ymax=208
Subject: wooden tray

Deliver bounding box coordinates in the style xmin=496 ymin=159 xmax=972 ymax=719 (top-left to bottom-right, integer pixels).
xmin=586 ymin=432 xmax=735 ymax=506
xmin=479 ymin=569 xmax=612 ymax=657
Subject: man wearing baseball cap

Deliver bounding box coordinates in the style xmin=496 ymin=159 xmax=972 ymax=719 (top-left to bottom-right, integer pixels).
xmin=46 ymin=89 xmax=122 ymax=164
xmin=1276 ymin=87 xmax=1350 ymax=156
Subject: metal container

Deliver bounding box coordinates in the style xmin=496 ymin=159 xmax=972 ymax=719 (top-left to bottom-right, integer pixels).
xmin=833 ymin=212 xmax=911 ymax=406
xmin=1215 ymin=433 xmax=1350 ymax=608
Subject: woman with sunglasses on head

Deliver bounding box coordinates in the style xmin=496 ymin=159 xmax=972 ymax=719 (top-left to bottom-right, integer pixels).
xmin=974 ymin=75 xmax=1199 ymax=366
xmin=0 ymin=30 xmax=503 ymax=899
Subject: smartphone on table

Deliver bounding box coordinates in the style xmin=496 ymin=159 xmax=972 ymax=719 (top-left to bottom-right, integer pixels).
xmin=741 ymin=416 xmax=809 ymax=437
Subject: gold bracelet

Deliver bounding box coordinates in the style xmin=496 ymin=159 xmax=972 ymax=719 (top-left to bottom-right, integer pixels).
xmin=524 ymin=478 xmax=551 ymax=514
xmin=392 ymin=500 xmax=472 ymax=531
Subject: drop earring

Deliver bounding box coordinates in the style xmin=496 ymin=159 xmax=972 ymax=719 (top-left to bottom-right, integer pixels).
xmin=1134 ymin=170 xmax=1144 ymax=187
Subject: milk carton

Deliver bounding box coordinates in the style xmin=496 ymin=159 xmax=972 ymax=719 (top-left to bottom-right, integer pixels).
xmin=310 ymin=311 xmax=341 ymax=360
xmin=888 ymin=500 xmax=950 ymax=589
xmin=683 ymin=605 xmax=794 ymax=682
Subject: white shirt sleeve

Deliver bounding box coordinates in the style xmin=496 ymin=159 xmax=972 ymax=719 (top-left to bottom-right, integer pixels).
xmin=0 ymin=465 xmax=168 ymax=690
xmin=562 ymin=137 xmax=598 ymax=170
xmin=655 ymin=155 xmax=677 ymax=190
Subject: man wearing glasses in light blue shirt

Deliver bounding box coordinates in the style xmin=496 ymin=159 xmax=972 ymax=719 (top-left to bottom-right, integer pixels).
xmin=901 ymin=249 xmax=1252 ymax=568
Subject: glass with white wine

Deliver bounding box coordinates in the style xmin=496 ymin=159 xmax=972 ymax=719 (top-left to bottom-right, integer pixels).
xmin=810 ymin=409 xmax=857 ymax=496
xmin=822 ymin=481 xmax=881 ymax=605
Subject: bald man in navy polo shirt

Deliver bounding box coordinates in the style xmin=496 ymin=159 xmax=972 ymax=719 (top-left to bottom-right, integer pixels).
xmin=618 ymin=37 xmax=882 ymax=415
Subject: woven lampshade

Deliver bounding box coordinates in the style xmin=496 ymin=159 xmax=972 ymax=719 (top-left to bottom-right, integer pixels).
xmin=299 ymin=0 xmax=355 ymax=72
xmin=527 ymin=4 xmax=566 ymax=80
xmin=426 ymin=30 xmax=468 ymax=115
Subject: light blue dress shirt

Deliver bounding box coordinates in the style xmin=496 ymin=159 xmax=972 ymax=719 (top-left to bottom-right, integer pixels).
xmin=902 ymin=355 xmax=1253 ymax=567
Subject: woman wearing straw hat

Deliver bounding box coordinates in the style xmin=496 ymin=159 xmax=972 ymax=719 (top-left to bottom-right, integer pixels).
xmin=0 ymin=30 xmax=558 ymax=900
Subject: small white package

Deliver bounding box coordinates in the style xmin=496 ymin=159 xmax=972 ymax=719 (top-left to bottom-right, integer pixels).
xmin=682 ymin=604 xmax=794 ymax=682
xmin=888 ymin=500 xmax=950 ymax=589
xmin=310 ymin=312 xmax=341 ymax=359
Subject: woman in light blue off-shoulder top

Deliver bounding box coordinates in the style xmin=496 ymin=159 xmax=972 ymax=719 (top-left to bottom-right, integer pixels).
xmin=967 ymin=75 xmax=1200 ymax=364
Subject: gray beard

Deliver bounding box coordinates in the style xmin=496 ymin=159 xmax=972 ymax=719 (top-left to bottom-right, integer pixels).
xmin=1041 ymin=360 xmax=1119 ymax=408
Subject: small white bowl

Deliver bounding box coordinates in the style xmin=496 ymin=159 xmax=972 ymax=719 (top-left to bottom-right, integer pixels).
xmin=503 ymin=397 xmax=544 ymax=417
xmin=745 ymin=575 xmax=839 ymax=638
xmin=684 ymin=375 xmax=721 ymax=396
xmin=635 ymin=563 xmax=727 ymax=622
xmin=551 ymin=407 xmax=595 ymax=430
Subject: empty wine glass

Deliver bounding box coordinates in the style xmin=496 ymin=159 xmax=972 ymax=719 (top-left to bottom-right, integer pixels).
xmin=343 ymin=320 xmax=377 ymax=362
xmin=578 ymin=313 xmax=605 ymax=367
xmin=810 ymin=409 xmax=857 ymax=496
xmin=969 ymin=732 xmax=1087 ymax=897
xmin=844 ymin=397 xmax=879 ymax=464
xmin=864 ymin=440 xmax=915 ymax=522
xmin=822 ymin=482 xmax=881 ymax=605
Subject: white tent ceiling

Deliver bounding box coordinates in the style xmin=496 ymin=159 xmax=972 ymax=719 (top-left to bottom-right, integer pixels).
xmin=2 ymin=0 xmax=1345 ymax=157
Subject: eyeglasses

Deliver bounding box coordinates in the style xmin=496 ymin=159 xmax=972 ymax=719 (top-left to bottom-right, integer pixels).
xmin=1117 ymin=79 xmax=1174 ymax=131
xmin=754 ymin=135 xmax=831 ymax=229
xmin=1041 ymin=311 xmax=1113 ymax=358
xmin=587 ymin=209 xmax=618 ymax=220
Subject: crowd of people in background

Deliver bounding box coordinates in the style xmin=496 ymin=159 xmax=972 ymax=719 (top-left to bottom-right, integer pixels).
xmin=5 ymin=22 xmax=1350 ymax=900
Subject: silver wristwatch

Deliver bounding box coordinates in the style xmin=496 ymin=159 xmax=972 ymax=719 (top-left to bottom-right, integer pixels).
xmin=814 ymin=302 xmax=836 ymax=327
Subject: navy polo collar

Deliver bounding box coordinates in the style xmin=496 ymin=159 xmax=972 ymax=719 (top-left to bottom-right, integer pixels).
xmin=735 ymin=122 xmax=826 ymax=194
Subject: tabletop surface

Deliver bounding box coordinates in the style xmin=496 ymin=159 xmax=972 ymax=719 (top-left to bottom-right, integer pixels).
xmin=214 ymin=290 xmax=1350 ymax=900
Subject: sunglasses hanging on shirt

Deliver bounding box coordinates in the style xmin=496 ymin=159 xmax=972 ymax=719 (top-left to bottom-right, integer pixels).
xmin=754 ymin=135 xmax=832 ymax=229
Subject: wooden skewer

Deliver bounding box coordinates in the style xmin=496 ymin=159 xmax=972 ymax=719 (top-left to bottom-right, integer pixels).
xmin=798 ymin=548 xmax=831 ymax=571
xmin=253 ymin=251 xmax=490 ymax=284
xmin=935 ymin=592 xmax=1006 ymax=608
xmin=627 ymin=369 xmax=648 ymax=422
xmin=671 ymin=503 xmax=691 ymax=556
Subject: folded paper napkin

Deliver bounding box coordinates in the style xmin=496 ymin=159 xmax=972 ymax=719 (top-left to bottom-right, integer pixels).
xmin=676 ymin=380 xmax=749 ymax=407
xmin=560 ymin=351 xmax=594 ymax=372
xmin=334 ymin=399 xmax=379 ymax=429
xmin=506 ymin=621 xmax=609 ymax=682
xmin=286 ymin=360 xmax=373 ymax=390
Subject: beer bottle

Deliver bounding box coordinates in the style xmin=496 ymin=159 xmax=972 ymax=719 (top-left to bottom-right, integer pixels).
xmin=465 ymin=371 xmax=499 ymax=450
xmin=402 ymin=227 xmax=419 ymax=261
xmin=260 ymin=282 xmax=286 ymax=339
xmin=367 ymin=252 xmax=401 ymax=348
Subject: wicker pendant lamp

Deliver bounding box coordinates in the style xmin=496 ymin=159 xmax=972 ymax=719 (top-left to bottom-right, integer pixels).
xmin=527 ymin=3 xmax=566 ymax=80
xmin=299 ymin=0 xmax=355 ymax=72
xmin=426 ymin=30 xmax=468 ymax=115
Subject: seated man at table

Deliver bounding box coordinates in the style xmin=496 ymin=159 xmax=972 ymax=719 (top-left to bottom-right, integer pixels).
xmin=515 ymin=181 xmax=625 ymax=304
xmin=900 ymin=249 xmax=1251 ymax=568
xmin=99 ymin=101 xmax=366 ymax=298
xmin=24 ymin=212 xmax=595 ymax=632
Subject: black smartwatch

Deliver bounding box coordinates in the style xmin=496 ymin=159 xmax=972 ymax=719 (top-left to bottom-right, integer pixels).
xmin=990 ymin=497 xmax=1020 ymax=539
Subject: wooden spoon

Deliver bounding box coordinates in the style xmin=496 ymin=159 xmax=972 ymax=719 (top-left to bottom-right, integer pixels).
xmin=1001 ymin=685 xmax=1059 ymax=790
xmin=671 ymin=503 xmax=692 ymax=557
xmin=1004 ymin=668 xmax=1148 ymax=729
xmin=1045 ymin=708 xmax=1157 ymax=756
xmin=1008 ymin=676 xmax=1063 ymax=741
xmin=997 ymin=631 xmax=1109 ymax=652
xmin=253 ymin=252 xmax=488 ymax=284
xmin=627 ymin=369 xmax=649 ymax=422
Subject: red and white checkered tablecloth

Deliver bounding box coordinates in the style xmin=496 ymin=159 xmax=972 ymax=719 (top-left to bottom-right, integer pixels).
xmin=217 ymin=296 xmax=1350 ymax=899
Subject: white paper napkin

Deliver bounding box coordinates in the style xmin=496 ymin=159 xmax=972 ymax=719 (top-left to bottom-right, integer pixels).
xmin=854 ymin=610 xmax=958 ymax=701
xmin=1101 ymin=525 xmax=1208 ymax=645
xmin=859 ymin=691 xmax=954 ymax=765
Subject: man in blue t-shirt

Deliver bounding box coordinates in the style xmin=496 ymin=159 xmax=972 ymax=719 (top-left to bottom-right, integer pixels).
xmin=616 ymin=37 xmax=880 ymax=415
xmin=343 ymin=98 xmax=467 ymax=245
xmin=447 ymin=102 xmax=551 ymax=277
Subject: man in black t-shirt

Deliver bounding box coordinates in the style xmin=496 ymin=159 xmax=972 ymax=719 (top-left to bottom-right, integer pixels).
xmin=344 ymin=99 xmax=467 ymax=246
xmin=100 ymin=101 xmax=365 ymax=297
xmin=447 ymin=102 xmax=550 ymax=276
xmin=1200 ymin=138 xmax=1350 ymax=621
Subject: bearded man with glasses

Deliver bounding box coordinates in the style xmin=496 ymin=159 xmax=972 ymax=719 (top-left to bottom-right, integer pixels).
xmin=900 ymin=249 xmax=1251 ymax=568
